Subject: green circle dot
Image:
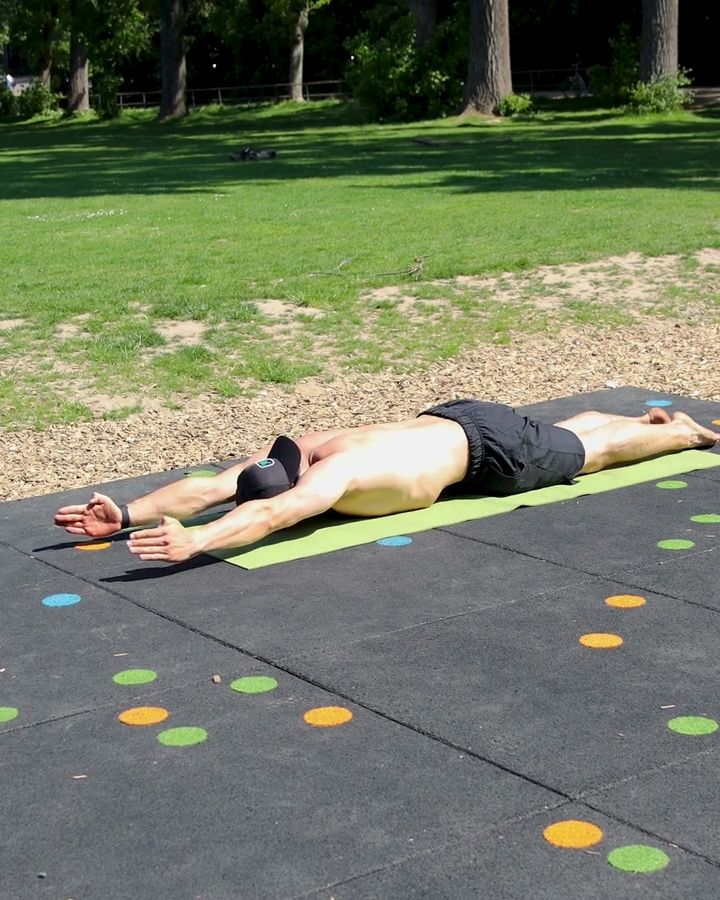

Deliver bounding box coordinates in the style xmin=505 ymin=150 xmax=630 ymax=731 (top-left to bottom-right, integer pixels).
xmin=113 ymin=669 xmax=158 ymax=686
xmin=690 ymin=514 xmax=720 ymax=524
xmin=157 ymin=726 xmax=207 ymax=747
xmin=607 ymin=845 xmax=670 ymax=873
xmin=667 ymin=715 xmax=719 ymax=736
xmin=185 ymin=469 xmax=218 ymax=478
xmin=230 ymin=676 xmax=278 ymax=694
xmin=656 ymin=480 xmax=687 ymax=490
xmin=0 ymin=707 xmax=19 ymax=724
xmin=657 ymin=539 xmax=695 ymax=551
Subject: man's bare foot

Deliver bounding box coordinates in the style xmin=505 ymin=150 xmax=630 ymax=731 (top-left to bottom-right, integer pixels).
xmin=642 ymin=407 xmax=673 ymax=424
xmin=672 ymin=411 xmax=720 ymax=447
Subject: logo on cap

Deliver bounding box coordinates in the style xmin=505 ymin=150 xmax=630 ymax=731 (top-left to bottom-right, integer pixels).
xmin=256 ymin=459 xmax=275 ymax=468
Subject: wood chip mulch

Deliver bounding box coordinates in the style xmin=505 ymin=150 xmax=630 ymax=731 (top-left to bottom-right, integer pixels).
xmin=3 ymin=318 xmax=718 ymax=502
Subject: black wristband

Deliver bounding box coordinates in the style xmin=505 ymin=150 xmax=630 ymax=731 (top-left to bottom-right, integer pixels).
xmin=119 ymin=504 xmax=131 ymax=530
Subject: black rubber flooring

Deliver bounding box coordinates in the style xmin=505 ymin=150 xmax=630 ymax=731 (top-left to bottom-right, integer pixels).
xmin=2 ymin=388 xmax=720 ymax=899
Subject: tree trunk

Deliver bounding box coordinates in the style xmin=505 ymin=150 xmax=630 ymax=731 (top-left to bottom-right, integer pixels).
xmin=39 ymin=61 xmax=53 ymax=89
xmin=463 ymin=0 xmax=512 ymax=115
xmin=38 ymin=3 xmax=61 ymax=88
xmin=640 ymin=0 xmax=679 ymax=82
xmin=406 ymin=0 xmax=436 ymax=49
xmin=159 ymin=0 xmax=187 ymax=121
xmin=289 ymin=3 xmax=309 ymax=102
xmin=67 ymin=3 xmax=90 ymax=115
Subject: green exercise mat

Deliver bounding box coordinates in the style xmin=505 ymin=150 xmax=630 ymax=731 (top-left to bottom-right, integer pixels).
xmin=207 ymin=449 xmax=720 ymax=570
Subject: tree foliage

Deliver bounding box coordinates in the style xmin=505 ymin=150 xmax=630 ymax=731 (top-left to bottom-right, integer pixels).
xmin=0 ymin=0 xmax=18 ymax=55
xmin=4 ymin=0 xmax=147 ymax=115
xmin=9 ymin=0 xmax=67 ymax=86
xmin=2 ymin=0 xmax=718 ymax=123
xmin=587 ymin=23 xmax=639 ymax=106
xmin=627 ymin=69 xmax=691 ymax=113
xmin=347 ymin=0 xmax=464 ymax=120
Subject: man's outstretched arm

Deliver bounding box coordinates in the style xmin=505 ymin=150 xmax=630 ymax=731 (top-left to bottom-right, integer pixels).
xmin=127 ymin=454 xmax=354 ymax=563
xmin=54 ymin=442 xmax=275 ymax=538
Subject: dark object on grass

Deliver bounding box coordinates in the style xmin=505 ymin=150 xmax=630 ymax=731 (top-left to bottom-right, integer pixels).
xmin=229 ymin=147 xmax=277 ymax=162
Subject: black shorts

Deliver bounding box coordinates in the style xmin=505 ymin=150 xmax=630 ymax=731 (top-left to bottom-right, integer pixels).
xmin=420 ymin=400 xmax=585 ymax=496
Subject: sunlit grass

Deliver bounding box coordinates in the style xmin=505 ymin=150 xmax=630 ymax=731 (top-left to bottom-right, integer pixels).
xmin=1 ymin=99 xmax=719 ymax=427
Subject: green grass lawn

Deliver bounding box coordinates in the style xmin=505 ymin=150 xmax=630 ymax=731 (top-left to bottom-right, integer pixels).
xmin=1 ymin=99 xmax=719 ymax=429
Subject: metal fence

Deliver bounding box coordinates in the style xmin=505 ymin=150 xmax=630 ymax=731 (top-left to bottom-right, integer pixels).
xmin=116 ymin=79 xmax=349 ymax=110
xmin=114 ymin=68 xmax=595 ymax=111
xmin=512 ymin=67 xmax=592 ymax=96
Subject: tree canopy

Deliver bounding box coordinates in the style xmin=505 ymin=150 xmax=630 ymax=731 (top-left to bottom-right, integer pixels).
xmin=1 ymin=0 xmax=718 ymax=120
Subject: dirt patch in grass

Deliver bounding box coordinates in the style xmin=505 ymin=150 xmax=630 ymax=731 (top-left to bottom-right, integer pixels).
xmin=54 ymin=314 xmax=93 ymax=342
xmin=443 ymin=249 xmax=720 ymax=316
xmin=365 ymin=288 xmax=455 ymax=320
xmin=2 ymin=248 xmax=720 ymax=501
xmin=155 ymin=320 xmax=207 ymax=346
xmin=258 ymin=299 xmax=325 ymax=320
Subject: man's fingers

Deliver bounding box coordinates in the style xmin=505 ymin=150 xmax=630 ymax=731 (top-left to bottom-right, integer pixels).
xmin=128 ymin=541 xmax=167 ymax=558
xmin=129 ymin=527 xmax=166 ymax=542
xmin=128 ymin=535 xmax=167 ymax=550
xmin=128 ymin=537 xmax=168 ymax=547
xmin=55 ymin=504 xmax=89 ymax=516
xmin=54 ymin=513 xmax=90 ymax=533
xmin=55 ymin=512 xmax=85 ymax=523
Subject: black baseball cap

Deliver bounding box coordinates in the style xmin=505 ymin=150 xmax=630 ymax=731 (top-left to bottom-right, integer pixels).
xmin=235 ymin=435 xmax=302 ymax=504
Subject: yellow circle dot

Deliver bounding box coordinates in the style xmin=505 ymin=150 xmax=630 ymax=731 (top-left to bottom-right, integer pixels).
xmin=713 ymin=419 xmax=720 ymax=426
xmin=543 ymin=819 xmax=604 ymax=848
xmin=303 ymin=706 xmax=353 ymax=728
xmin=579 ymin=633 xmax=624 ymax=649
xmin=118 ymin=706 xmax=169 ymax=726
xmin=605 ymin=594 xmax=646 ymax=608
xmin=75 ymin=541 xmax=112 ymax=552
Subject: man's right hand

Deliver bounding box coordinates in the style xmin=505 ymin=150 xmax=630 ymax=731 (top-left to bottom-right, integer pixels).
xmin=54 ymin=492 xmax=124 ymax=537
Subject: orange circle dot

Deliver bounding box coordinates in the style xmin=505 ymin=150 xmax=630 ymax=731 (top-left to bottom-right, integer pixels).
xmin=118 ymin=706 xmax=169 ymax=726
xmin=303 ymin=706 xmax=353 ymax=728
xmin=579 ymin=633 xmax=624 ymax=649
xmin=543 ymin=819 xmax=604 ymax=848
xmin=605 ymin=594 xmax=646 ymax=608
xmin=713 ymin=419 xmax=720 ymax=426
xmin=75 ymin=541 xmax=111 ymax=552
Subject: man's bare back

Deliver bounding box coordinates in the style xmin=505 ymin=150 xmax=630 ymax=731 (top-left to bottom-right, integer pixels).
xmin=296 ymin=416 xmax=469 ymax=516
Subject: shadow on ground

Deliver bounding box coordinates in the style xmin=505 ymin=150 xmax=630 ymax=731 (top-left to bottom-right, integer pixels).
xmin=1 ymin=102 xmax=719 ymax=201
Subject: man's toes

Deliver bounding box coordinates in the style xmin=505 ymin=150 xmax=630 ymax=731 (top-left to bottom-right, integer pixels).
xmin=648 ymin=407 xmax=672 ymax=424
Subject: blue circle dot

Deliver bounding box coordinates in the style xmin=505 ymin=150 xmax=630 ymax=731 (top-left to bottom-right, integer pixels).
xmin=42 ymin=593 xmax=81 ymax=608
xmin=377 ymin=536 xmax=413 ymax=547
xmin=644 ymin=399 xmax=672 ymax=407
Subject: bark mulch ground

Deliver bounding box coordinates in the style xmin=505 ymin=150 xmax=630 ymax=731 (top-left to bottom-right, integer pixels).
xmin=3 ymin=316 xmax=718 ymax=502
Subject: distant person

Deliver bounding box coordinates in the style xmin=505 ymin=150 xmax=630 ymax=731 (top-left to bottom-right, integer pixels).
xmin=5 ymin=73 xmax=15 ymax=92
xmin=54 ymin=400 xmax=719 ymax=564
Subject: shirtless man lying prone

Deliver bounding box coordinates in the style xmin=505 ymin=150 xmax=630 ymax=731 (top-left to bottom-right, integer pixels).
xmin=54 ymin=399 xmax=719 ymax=564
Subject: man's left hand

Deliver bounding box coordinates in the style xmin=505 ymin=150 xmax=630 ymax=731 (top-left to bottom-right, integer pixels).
xmin=127 ymin=516 xmax=199 ymax=563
